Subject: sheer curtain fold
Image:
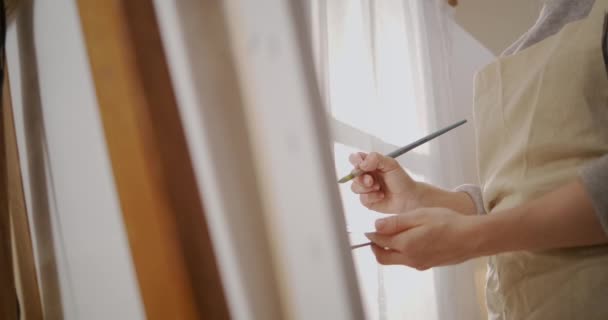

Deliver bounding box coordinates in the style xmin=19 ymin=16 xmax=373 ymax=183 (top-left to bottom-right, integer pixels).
xmin=309 ymin=0 xmax=484 ymax=319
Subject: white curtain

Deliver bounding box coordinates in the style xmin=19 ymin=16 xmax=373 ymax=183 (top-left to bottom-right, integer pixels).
xmin=308 ymin=0 xmax=490 ymax=319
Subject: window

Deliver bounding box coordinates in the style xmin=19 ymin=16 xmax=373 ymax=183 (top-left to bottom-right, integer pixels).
xmin=310 ymin=1 xmax=438 ymax=319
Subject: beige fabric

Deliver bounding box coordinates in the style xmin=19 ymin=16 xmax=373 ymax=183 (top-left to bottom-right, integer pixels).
xmin=473 ymin=0 xmax=608 ymax=319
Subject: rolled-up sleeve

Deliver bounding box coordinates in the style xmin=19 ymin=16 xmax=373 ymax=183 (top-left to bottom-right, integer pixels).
xmin=580 ymin=155 xmax=608 ymax=235
xmin=454 ymin=184 xmax=487 ymax=215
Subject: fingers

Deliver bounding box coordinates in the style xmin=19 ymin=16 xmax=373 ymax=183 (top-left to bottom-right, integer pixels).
xmin=374 ymin=211 xmax=422 ymax=235
xmin=370 ymin=245 xmax=407 ymax=266
xmin=359 ymin=152 xmax=399 ymax=173
xmin=352 ymin=173 xmax=383 ymax=208
xmin=366 ymin=229 xmax=430 ymax=270
xmin=371 ymin=245 xmax=429 ymax=270
xmin=365 ymin=233 xmax=405 ymax=265
xmin=351 ymin=179 xmax=380 ymax=194
xmin=360 ymin=192 xmax=385 ymax=208
xmin=348 ymin=152 xmax=368 ymax=167
xmin=364 ymin=232 xmax=392 ymax=248
xmin=366 ymin=228 xmax=420 ymax=252
xmin=355 ymin=173 xmax=374 ymax=187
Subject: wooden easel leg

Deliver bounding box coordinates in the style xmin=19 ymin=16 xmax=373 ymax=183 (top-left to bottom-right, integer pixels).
xmin=0 ymin=57 xmax=18 ymax=320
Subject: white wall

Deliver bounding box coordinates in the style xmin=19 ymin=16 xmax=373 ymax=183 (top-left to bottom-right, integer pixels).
xmin=454 ymin=0 xmax=541 ymax=55
xmin=445 ymin=17 xmax=495 ymax=185
xmin=5 ymin=1 xmax=144 ymax=319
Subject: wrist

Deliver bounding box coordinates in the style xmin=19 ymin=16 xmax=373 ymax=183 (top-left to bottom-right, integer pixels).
xmin=415 ymin=183 xmax=447 ymax=209
xmin=417 ymin=183 xmax=477 ymax=215
xmin=473 ymin=207 xmax=527 ymax=256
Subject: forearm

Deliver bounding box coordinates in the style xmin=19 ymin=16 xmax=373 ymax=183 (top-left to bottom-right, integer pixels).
xmin=477 ymin=179 xmax=608 ymax=256
xmin=418 ymin=183 xmax=478 ymax=215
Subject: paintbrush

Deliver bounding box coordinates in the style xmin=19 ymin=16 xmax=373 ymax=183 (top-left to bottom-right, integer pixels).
xmin=350 ymin=242 xmax=372 ymax=250
xmin=350 ymin=242 xmax=393 ymax=251
xmin=337 ymin=119 xmax=467 ymax=184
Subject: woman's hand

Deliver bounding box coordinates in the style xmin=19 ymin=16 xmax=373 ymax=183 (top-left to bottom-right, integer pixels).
xmin=364 ymin=208 xmax=485 ymax=270
xmin=348 ymin=152 xmax=478 ymax=215
xmin=364 ymin=180 xmax=608 ymax=270
xmin=348 ymin=152 xmax=424 ymax=214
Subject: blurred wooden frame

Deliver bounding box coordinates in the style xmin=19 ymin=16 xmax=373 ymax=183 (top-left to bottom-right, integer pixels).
xmin=0 ymin=66 xmax=19 ymax=320
xmin=151 ymin=0 xmax=364 ymax=318
xmin=76 ymin=0 xmax=230 ymax=319
xmin=0 ymin=65 xmax=43 ymax=320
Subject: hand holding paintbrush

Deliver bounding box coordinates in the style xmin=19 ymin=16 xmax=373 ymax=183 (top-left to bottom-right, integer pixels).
xmin=338 ymin=120 xmax=466 ymax=184
xmin=341 ymin=120 xmax=468 ymax=249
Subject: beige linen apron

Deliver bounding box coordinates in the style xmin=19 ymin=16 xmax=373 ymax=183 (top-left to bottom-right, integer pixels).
xmin=473 ymin=1 xmax=608 ymax=319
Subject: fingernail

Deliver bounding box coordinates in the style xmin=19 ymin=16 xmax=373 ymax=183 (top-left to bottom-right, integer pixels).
xmin=375 ymin=219 xmax=386 ymax=230
xmin=364 ymin=232 xmax=373 ymax=239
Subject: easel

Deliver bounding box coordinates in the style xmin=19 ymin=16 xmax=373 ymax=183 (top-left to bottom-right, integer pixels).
xmin=3 ymin=0 xmax=366 ymax=319
xmin=0 ymin=67 xmax=43 ymax=319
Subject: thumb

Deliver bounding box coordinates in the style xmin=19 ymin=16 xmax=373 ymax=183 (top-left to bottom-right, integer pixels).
xmin=374 ymin=212 xmax=420 ymax=235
